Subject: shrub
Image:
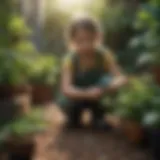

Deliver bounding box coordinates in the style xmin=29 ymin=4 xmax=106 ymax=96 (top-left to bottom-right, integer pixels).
xmin=114 ymin=77 xmax=154 ymax=122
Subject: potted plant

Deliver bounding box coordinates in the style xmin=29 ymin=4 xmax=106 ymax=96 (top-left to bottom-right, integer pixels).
xmin=0 ymin=12 xmax=37 ymax=100
xmin=115 ymin=77 xmax=153 ymax=144
xmin=142 ymin=87 xmax=160 ymax=160
xmin=30 ymin=55 xmax=59 ymax=105
xmin=0 ymin=108 xmax=48 ymax=160
xmin=0 ymin=50 xmax=32 ymax=100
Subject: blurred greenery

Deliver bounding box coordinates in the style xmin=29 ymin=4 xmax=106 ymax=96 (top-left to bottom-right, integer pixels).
xmin=0 ymin=50 xmax=31 ymax=85
xmin=142 ymin=85 xmax=160 ymax=129
xmin=0 ymin=108 xmax=48 ymax=145
xmin=1 ymin=0 xmax=159 ymax=84
xmin=114 ymin=77 xmax=154 ymax=122
xmin=0 ymin=0 xmax=160 ymax=133
xmin=128 ymin=0 xmax=160 ymax=68
xmin=10 ymin=108 xmax=47 ymax=136
xmin=113 ymin=76 xmax=160 ymax=128
xmin=0 ymin=0 xmax=59 ymax=85
xmin=0 ymin=0 xmax=12 ymax=48
xmin=29 ymin=55 xmax=60 ymax=85
xmin=0 ymin=51 xmax=59 ymax=85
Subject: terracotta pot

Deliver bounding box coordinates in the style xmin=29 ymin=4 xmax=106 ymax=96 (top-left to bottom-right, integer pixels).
xmin=32 ymin=85 xmax=53 ymax=105
xmin=12 ymin=84 xmax=32 ymax=96
xmin=0 ymin=85 xmax=32 ymax=100
xmin=122 ymin=119 xmax=144 ymax=144
xmin=152 ymin=66 xmax=160 ymax=85
xmin=5 ymin=136 xmax=35 ymax=160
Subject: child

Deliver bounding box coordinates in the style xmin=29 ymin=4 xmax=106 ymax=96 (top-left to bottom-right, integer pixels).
xmin=57 ymin=16 xmax=127 ymax=129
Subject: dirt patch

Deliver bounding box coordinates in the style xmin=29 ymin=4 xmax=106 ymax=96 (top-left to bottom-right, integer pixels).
xmin=33 ymin=106 xmax=151 ymax=160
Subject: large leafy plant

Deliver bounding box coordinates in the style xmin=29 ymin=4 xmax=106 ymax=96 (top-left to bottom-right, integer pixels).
xmin=0 ymin=50 xmax=33 ymax=85
xmin=129 ymin=0 xmax=160 ymax=66
xmin=115 ymin=77 xmax=154 ymax=122
xmin=0 ymin=1 xmax=39 ymax=85
xmin=142 ymin=86 xmax=160 ymax=129
xmin=0 ymin=108 xmax=48 ymax=146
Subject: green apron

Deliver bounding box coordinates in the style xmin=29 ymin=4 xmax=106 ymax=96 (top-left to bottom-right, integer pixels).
xmin=57 ymin=49 xmax=113 ymax=108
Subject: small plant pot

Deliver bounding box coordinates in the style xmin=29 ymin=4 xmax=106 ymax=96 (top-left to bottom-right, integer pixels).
xmin=122 ymin=119 xmax=144 ymax=144
xmin=32 ymin=85 xmax=53 ymax=105
xmin=149 ymin=128 xmax=160 ymax=160
xmin=5 ymin=136 xmax=35 ymax=160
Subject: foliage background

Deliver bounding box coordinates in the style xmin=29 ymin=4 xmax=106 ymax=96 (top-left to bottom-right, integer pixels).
xmin=0 ymin=0 xmax=159 ymax=86
xmin=0 ymin=0 xmax=160 ymax=136
xmin=1 ymin=0 xmax=160 ymax=72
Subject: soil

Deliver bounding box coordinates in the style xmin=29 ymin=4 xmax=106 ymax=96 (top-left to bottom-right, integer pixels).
xmin=33 ymin=105 xmax=152 ymax=160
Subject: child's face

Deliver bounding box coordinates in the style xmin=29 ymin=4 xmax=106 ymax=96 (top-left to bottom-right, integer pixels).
xmin=72 ymin=29 xmax=99 ymax=54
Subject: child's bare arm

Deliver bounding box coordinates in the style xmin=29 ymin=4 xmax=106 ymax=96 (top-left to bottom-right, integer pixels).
xmin=104 ymin=52 xmax=128 ymax=92
xmin=61 ymin=59 xmax=84 ymax=99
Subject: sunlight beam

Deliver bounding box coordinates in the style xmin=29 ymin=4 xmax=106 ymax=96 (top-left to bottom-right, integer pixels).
xmin=55 ymin=0 xmax=90 ymax=13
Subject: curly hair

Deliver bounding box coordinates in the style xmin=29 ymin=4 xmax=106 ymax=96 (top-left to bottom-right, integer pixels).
xmin=67 ymin=16 xmax=101 ymax=39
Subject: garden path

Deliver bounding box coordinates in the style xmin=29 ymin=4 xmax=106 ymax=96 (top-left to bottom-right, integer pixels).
xmin=34 ymin=105 xmax=151 ymax=160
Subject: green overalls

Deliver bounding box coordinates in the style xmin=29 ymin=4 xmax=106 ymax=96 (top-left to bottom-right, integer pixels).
xmin=57 ymin=48 xmax=113 ymax=126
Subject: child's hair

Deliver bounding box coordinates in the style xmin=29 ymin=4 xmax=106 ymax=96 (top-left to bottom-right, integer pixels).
xmin=67 ymin=16 xmax=101 ymax=40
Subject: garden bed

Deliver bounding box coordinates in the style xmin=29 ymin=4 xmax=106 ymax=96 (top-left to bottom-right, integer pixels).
xmin=33 ymin=106 xmax=151 ymax=160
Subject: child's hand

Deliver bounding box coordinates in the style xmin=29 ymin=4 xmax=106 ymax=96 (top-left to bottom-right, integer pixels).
xmin=86 ymin=87 xmax=103 ymax=100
